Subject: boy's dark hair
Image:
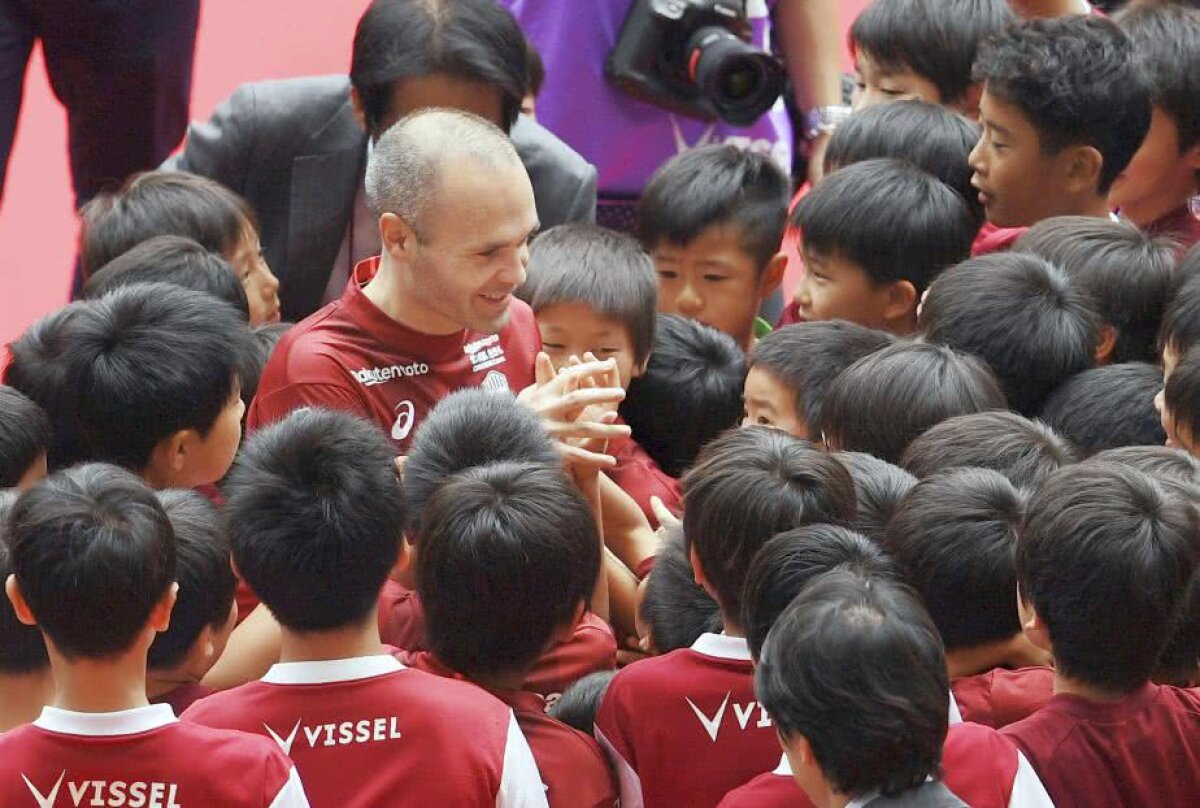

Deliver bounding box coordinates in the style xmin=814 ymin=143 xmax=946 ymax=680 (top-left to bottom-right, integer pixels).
xmin=833 ymin=452 xmax=918 ymax=545
xmin=404 ymin=389 xmax=558 ymax=535
xmin=1015 ymin=217 xmax=1178 ymax=364
xmin=1017 ymin=463 xmax=1198 ymax=692
xmin=824 ymin=100 xmax=986 ymax=227
xmin=920 ymin=253 xmax=1101 ymax=415
xmin=80 ymin=171 xmax=254 ymax=276
xmin=0 ymin=490 xmax=48 ymax=674
xmin=239 ymin=322 xmax=292 ymax=412
xmin=417 ymin=461 xmax=600 ymax=677
xmin=64 ymin=283 xmax=249 ymax=473
xmin=1161 ymin=250 xmax=1200 ymax=358
xmin=549 ymin=670 xmax=616 ymax=736
xmin=520 ymin=224 xmax=657 ymax=366
xmin=7 ymin=464 xmax=175 ymax=658
xmin=620 ymin=315 xmax=746 ymax=478
xmin=972 ymin=15 xmax=1151 ymax=193
xmin=757 ymin=571 xmax=948 ymax=799
xmin=638 ymin=144 xmax=790 ymax=270
xmin=850 ymin=0 xmax=1015 ymax=106
xmin=147 ymin=489 xmax=236 ymax=671
xmin=1038 ymin=363 xmax=1167 ymax=454
xmin=682 ymin=427 xmax=857 ymax=618
xmin=639 ymin=527 xmax=722 ymax=653
xmin=525 ymin=37 xmax=545 ymax=98
xmin=1165 ymin=346 xmax=1200 ymax=445
xmin=749 ymin=321 xmax=894 ymax=432
xmin=0 ymin=386 xmax=50 ymax=488
xmin=884 ymin=469 xmax=1026 ymax=651
xmin=222 ymin=408 xmax=405 ymax=632
xmin=901 ymin=411 xmax=1081 ymax=491
xmin=82 ymin=235 xmax=251 ymax=322
xmin=1089 ymin=445 xmax=1200 ymax=487
xmin=742 ymin=525 xmax=899 ymax=660
xmin=820 ymin=342 xmax=1007 ymax=464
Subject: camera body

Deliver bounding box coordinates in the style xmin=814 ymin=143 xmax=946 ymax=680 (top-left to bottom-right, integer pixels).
xmin=606 ymin=0 xmax=785 ymax=126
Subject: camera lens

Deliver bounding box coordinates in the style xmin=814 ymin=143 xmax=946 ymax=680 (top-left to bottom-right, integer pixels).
xmin=686 ymin=27 xmax=784 ymax=126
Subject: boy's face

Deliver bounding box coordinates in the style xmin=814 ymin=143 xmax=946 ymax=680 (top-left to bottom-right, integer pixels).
xmin=852 ymin=49 xmax=944 ymax=111
xmin=228 ymin=223 xmax=282 ymax=326
xmin=184 ymin=383 xmax=245 ymax=488
xmin=795 ymin=248 xmax=903 ymax=333
xmin=16 ymin=451 xmax=47 ymax=491
xmin=652 ymin=224 xmax=781 ymax=351
xmin=535 ymin=301 xmax=642 ymax=389
xmin=1109 ymin=106 xmax=1200 ymax=228
xmin=743 ymin=366 xmax=810 ymax=440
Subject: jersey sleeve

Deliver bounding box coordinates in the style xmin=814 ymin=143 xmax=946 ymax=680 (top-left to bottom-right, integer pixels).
xmin=497 ymin=711 xmax=550 ymax=808
xmin=1008 ymin=751 xmax=1055 ymax=808
xmin=247 ymin=382 xmax=367 ymax=433
xmin=266 ymin=766 xmax=311 ymax=808
xmin=593 ymin=677 xmax=644 ymax=808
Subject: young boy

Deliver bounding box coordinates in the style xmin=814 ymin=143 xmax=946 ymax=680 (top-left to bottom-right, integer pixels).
xmin=744 ymin=321 xmax=892 ymax=441
xmin=595 ymin=427 xmax=857 ymax=807
xmin=0 ymin=385 xmax=49 ymax=490
xmin=1110 ymin=4 xmax=1200 ymax=249
xmin=638 ymin=528 xmax=722 ymax=655
xmin=0 ymin=464 xmax=307 ymax=806
xmin=0 ymin=490 xmax=51 ymax=732
xmin=833 ymin=452 xmax=917 ymax=546
xmin=182 ymin=408 xmax=548 ymax=806
xmin=1039 ymin=363 xmax=1167 ymax=453
xmin=1162 ymin=345 xmax=1200 ymax=458
xmin=1002 ymin=463 xmax=1200 ymax=805
xmin=791 ymin=159 xmax=977 ymax=335
xmin=638 ymin=144 xmax=790 ymax=351
xmin=410 ymin=460 xmax=618 ymax=806
xmin=1159 ymin=245 xmax=1200 ymax=377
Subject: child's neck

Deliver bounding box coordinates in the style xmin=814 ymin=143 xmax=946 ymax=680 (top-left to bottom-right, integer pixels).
xmin=51 ymin=648 xmax=152 ymax=714
xmin=466 ymin=666 xmax=526 ymax=694
xmin=1052 ymin=670 xmax=1136 ymax=704
xmin=0 ymin=669 xmax=55 ymax=731
xmin=946 ymin=636 xmax=1050 ymax=679
xmin=145 ymin=667 xmax=201 ymax=701
xmin=278 ymin=618 xmax=386 ymax=664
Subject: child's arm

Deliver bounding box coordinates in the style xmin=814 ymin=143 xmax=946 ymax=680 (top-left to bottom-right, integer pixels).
xmin=598 ymin=474 xmax=665 ymax=574
xmin=201 ymin=604 xmax=281 ymax=690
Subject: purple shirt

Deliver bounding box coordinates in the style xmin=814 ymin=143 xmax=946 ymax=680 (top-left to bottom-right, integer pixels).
xmin=502 ymin=0 xmax=792 ymax=198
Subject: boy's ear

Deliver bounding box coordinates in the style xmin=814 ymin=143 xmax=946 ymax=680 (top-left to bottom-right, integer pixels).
xmin=151 ymin=582 xmax=180 ymax=634
xmin=389 ymin=535 xmax=416 ymax=587
xmin=688 ymin=545 xmax=718 ymax=601
xmin=148 ymin=430 xmax=192 ymax=485
xmin=551 ymin=601 xmax=587 ymax=647
xmin=349 ymin=85 xmax=368 ymax=134
xmin=6 ymin=574 xmax=37 ymax=628
xmin=1016 ymin=585 xmax=1052 ymax=653
xmin=1065 ymin=145 xmax=1104 ymax=195
xmin=1094 ymin=323 xmax=1118 ymax=365
xmin=758 ymin=252 xmax=787 ymax=300
xmin=882 ymin=279 xmax=918 ymax=326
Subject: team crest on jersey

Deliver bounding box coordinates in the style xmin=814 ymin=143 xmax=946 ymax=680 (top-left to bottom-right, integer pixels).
xmin=464 ymin=334 xmax=507 ymax=373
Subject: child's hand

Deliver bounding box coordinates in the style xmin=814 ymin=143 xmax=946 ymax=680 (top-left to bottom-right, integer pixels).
xmin=650 ymin=496 xmax=682 ymax=533
xmin=518 ymin=352 xmax=630 ymax=443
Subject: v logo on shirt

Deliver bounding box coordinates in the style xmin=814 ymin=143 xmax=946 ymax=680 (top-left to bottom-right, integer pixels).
xmin=264 ymin=719 xmax=302 ymax=755
xmin=687 ymin=691 xmax=732 ymax=743
xmin=22 ymin=770 xmax=65 ymax=808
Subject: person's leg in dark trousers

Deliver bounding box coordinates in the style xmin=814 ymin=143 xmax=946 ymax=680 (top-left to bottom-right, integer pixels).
xmin=0 ymin=0 xmax=36 ymax=202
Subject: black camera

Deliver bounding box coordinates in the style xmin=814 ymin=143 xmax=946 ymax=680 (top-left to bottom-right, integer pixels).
xmin=606 ymin=0 xmax=786 ymax=126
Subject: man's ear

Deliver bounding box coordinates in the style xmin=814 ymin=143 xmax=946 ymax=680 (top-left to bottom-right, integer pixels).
xmin=882 ymin=279 xmax=918 ymax=326
xmin=954 ymin=83 xmax=984 ymax=121
xmin=1065 ymin=145 xmax=1104 ymax=195
xmin=379 ymin=212 xmax=418 ymax=262
xmin=759 ymin=252 xmax=787 ymax=300
xmin=1094 ymin=323 xmax=1118 ymax=365
xmin=6 ymin=574 xmax=37 ymax=627
xmin=350 ymin=85 xmax=368 ymax=134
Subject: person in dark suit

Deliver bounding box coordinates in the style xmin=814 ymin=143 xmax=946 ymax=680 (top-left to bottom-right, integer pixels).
xmin=167 ymin=0 xmax=597 ymax=321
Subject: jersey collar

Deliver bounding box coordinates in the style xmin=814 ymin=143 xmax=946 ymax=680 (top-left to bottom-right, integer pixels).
xmin=690 ymin=632 xmax=753 ymax=661
xmin=262 ymin=654 xmax=405 ymax=685
xmin=35 ymin=704 xmax=177 ymax=736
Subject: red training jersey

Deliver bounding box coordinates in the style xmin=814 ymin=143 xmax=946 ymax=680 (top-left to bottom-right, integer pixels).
xmin=951 ymin=666 xmax=1055 ymax=729
xmin=605 ymin=432 xmax=681 ymax=528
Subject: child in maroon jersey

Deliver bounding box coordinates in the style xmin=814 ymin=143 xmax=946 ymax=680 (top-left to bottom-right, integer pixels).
xmin=0 ymin=490 xmax=51 ymax=732
xmin=0 ymin=385 xmax=49 ymax=490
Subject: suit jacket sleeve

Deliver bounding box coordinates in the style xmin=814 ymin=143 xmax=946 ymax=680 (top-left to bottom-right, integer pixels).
xmin=161 ymin=83 xmax=258 ymax=196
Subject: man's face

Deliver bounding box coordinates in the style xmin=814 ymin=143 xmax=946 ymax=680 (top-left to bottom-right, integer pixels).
xmin=378 ymin=74 xmax=506 ymax=132
xmin=535 ymin=301 xmax=642 ymax=389
xmin=1109 ymin=106 xmax=1200 ymax=228
xmin=852 ymin=49 xmax=943 ymax=111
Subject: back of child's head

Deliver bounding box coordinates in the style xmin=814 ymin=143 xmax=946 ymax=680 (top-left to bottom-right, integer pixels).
xmin=639 ymin=527 xmax=722 ymax=654
xmin=824 ymin=100 xmax=985 ymax=227
xmin=792 ymin=158 xmax=977 ymax=298
xmin=756 ymin=570 xmax=949 ymax=800
xmin=417 ymin=460 xmax=599 ymax=678
xmin=1164 ymin=345 xmax=1200 ymax=454
xmin=147 ymin=489 xmax=236 ymax=672
xmin=884 ymin=468 xmax=1026 ymax=652
xmin=833 ymin=451 xmax=918 ymax=545
xmin=901 ymin=410 xmax=1081 ymax=490
xmin=239 ymin=322 xmax=293 ymax=412
xmin=920 ymin=253 xmax=1101 ymax=415
xmin=0 ymin=490 xmax=48 ymax=675
xmin=0 ymin=386 xmax=49 ymax=489
xmin=682 ymin=427 xmax=857 ymax=618
xmin=638 ymin=144 xmax=790 ymax=272
xmin=1018 ymin=462 xmax=1197 ymax=692
xmin=6 ymin=463 xmax=175 ymax=658
xmin=80 ymin=170 xmax=255 ymax=276
xmin=747 ymin=321 xmax=893 ymax=440
xmin=222 ymin=408 xmax=405 ymax=632
xmin=820 ymin=341 xmax=1006 ymax=464
xmin=1160 ymin=248 xmax=1200 ymax=368
xmin=549 ymin=670 xmax=617 ymax=736
xmin=1089 ymin=444 xmax=1200 ymax=487
xmin=1014 ymin=217 xmax=1177 ymax=364
xmin=620 ymin=314 xmax=746 ymax=478
xmin=82 ymin=235 xmax=251 ymax=322
xmin=972 ymin=16 xmax=1151 ymax=195
xmin=64 ymin=283 xmax=249 ymax=479
xmin=1038 ymin=362 xmax=1166 ymax=453
xmin=742 ymin=524 xmax=900 ymax=660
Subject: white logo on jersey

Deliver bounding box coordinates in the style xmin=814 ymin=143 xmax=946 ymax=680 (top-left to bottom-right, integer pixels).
xmin=465 ymin=334 xmax=508 ymax=373
xmin=686 ymin=692 xmax=773 ymax=742
xmin=352 ymin=363 xmax=430 ymax=387
xmin=22 ymin=771 xmax=64 ymax=808
xmin=22 ymin=773 xmax=182 ymax=808
xmin=391 ymin=400 xmax=416 ymax=441
xmin=481 ymin=371 xmax=510 ymax=393
xmin=264 ymin=718 xmax=302 ymax=755
xmin=687 ymin=691 xmax=731 ymax=742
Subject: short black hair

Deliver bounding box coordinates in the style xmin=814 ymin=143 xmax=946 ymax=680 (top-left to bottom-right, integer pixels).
xmin=1089 ymin=445 xmax=1200 ymax=487
xmin=6 ymin=464 xmax=175 ymax=658
xmin=824 ymin=100 xmax=986 ymax=228
xmin=1038 ymin=363 xmax=1167 ymax=454
xmin=64 ymin=283 xmax=248 ymax=473
xmin=1115 ymin=3 xmax=1200 ymax=158
xmin=757 ymin=571 xmax=948 ymax=799
xmin=792 ymin=158 xmax=977 ymax=295
xmin=524 ymin=36 xmax=545 ymax=98
xmin=239 ymin=322 xmax=292 ymax=413
xmin=901 ymin=411 xmax=1081 ymax=490
xmin=0 ymin=386 xmax=49 ymax=488
xmin=222 ymin=408 xmax=405 ymax=632
xmin=79 ymin=171 xmax=255 ymax=276
xmin=417 ymin=461 xmax=600 ymax=678
xmin=742 ymin=525 xmax=899 ymax=660
xmin=920 ymin=253 xmax=1101 ymax=415
xmin=1165 ymin=346 xmax=1200 ymax=447
xmin=83 ymin=235 xmax=251 ymax=322
xmin=682 ymin=427 xmax=857 ymax=618
xmin=638 ymin=144 xmax=791 ymax=271
xmin=639 ymin=527 xmax=722 ymax=654
xmin=620 ymin=315 xmax=746 ymax=478
xmin=404 ymin=389 xmax=558 ymax=536
xmin=1015 ymin=217 xmax=1178 ymax=364
xmin=972 ymin=15 xmax=1151 ymax=193
xmin=549 ymin=670 xmax=615 ymax=736
xmin=821 ymin=342 xmax=1007 ymax=464
xmin=884 ymin=469 xmax=1026 ymax=651
xmin=147 ymin=489 xmax=236 ymax=671
xmin=0 ymin=490 xmax=48 ymax=674
xmin=350 ymin=0 xmax=527 ymax=133
xmin=1161 ymin=249 xmax=1200 ymax=359
xmin=833 ymin=452 xmax=918 ymax=545
xmin=521 ymin=224 xmax=657 ymax=367
xmin=1018 ymin=463 xmax=1198 ymax=692
xmin=749 ymin=321 xmax=894 ymax=433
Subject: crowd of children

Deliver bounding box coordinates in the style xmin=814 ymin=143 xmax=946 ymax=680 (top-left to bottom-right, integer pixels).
xmin=2 ymin=0 xmax=1199 ymax=806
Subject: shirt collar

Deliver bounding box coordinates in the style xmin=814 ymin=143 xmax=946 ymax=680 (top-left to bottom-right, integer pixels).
xmin=35 ymin=704 xmax=177 ymax=736
xmin=262 ymin=654 xmax=404 ymax=685
xmin=690 ymin=632 xmax=753 ymax=661
xmin=773 ymin=753 xmax=792 ymax=777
